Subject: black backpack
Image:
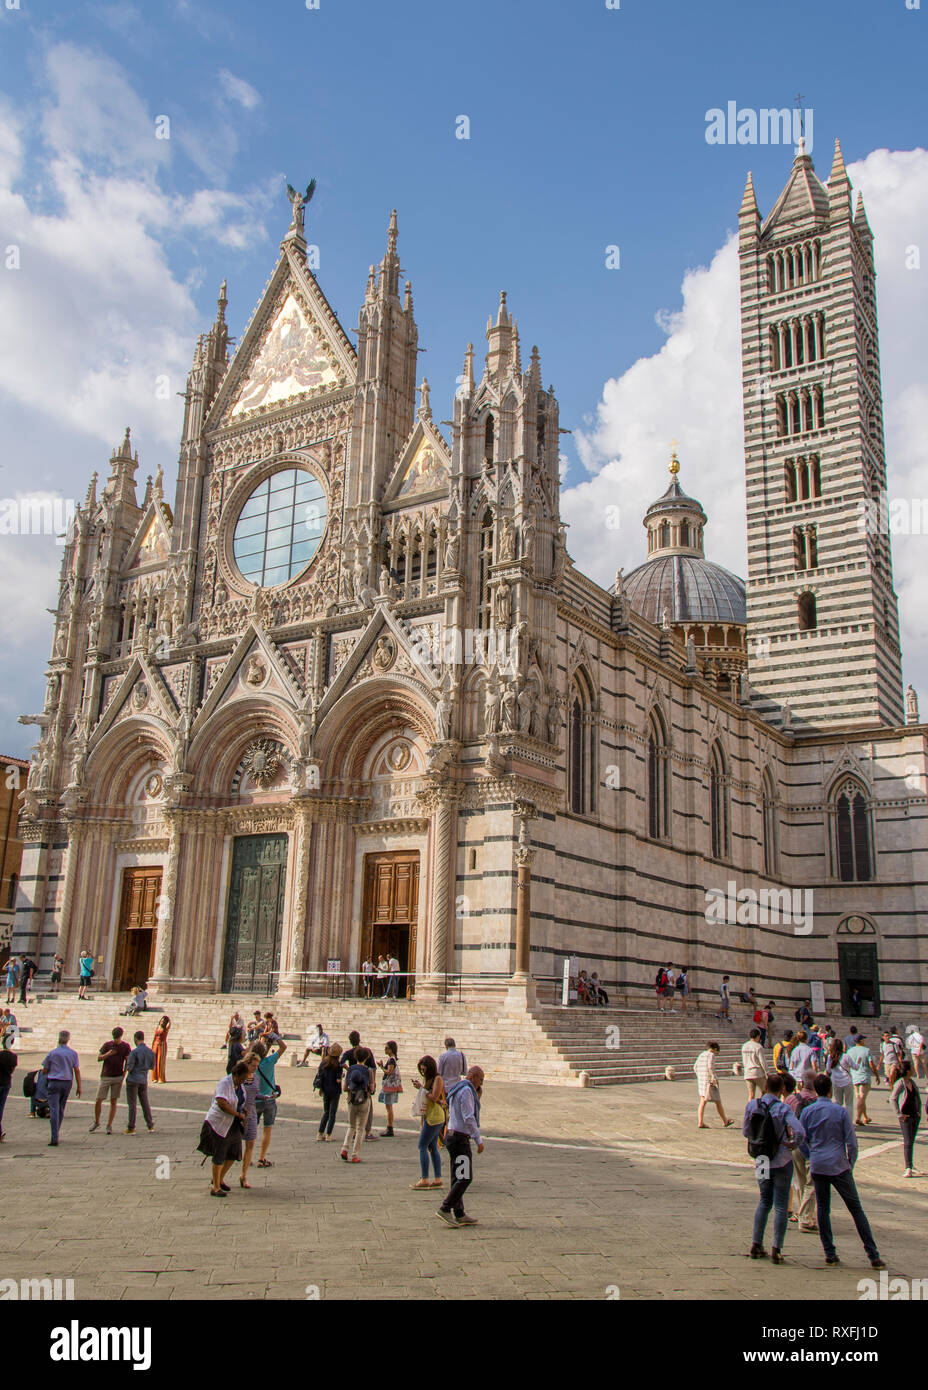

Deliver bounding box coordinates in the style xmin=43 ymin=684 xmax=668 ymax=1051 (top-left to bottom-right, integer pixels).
xmin=22 ymin=1069 xmax=37 ymax=1098
xmin=345 ymin=1063 xmax=371 ymax=1105
xmin=655 ymin=969 xmax=666 ymax=989
xmin=746 ymin=1098 xmax=782 ymax=1158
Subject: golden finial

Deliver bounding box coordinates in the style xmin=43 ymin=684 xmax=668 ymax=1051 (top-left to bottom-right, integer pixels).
xmin=669 ymin=440 xmax=680 ymax=475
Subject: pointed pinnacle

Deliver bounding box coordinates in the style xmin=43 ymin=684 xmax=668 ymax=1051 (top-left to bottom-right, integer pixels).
xmin=829 ymin=137 xmax=848 ymax=184
xmin=387 ymin=208 xmax=398 ymax=254
xmin=740 ymin=170 xmax=759 ymax=215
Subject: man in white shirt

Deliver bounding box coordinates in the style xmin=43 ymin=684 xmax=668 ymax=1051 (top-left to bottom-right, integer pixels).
xmin=299 ymin=1023 xmax=329 ymax=1067
xmin=907 ymin=1026 xmax=926 ymax=1080
xmin=362 ymin=958 xmax=374 ymax=999
xmin=384 ymin=955 xmax=400 ymax=999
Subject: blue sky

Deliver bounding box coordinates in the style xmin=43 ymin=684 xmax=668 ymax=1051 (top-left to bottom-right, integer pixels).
xmin=0 ymin=0 xmax=925 ymax=751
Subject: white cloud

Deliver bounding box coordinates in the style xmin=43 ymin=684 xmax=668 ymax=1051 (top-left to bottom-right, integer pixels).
xmin=564 ymin=147 xmax=928 ymax=701
xmin=219 ymin=69 xmax=261 ymax=110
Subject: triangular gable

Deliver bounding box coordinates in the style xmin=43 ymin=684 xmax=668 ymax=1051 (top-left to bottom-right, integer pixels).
xmin=191 ymin=624 xmax=305 ymax=733
xmin=207 ymin=247 xmax=357 ymax=429
xmin=317 ymin=607 xmax=438 ymax=723
xmin=89 ymin=656 xmax=179 ymax=747
xmin=382 ymin=418 xmax=451 ymax=507
xmin=824 ymin=742 xmax=870 ymax=796
xmin=123 ymin=500 xmax=172 ymax=572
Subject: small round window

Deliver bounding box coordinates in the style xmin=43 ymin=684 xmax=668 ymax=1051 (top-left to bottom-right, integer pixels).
xmin=232 ymin=468 xmax=326 ymax=587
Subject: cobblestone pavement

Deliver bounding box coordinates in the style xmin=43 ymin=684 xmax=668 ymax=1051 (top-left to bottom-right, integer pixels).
xmin=2 ymin=1054 xmax=926 ymax=1301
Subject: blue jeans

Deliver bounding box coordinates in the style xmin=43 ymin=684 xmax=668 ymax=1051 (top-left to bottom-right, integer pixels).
xmin=47 ymin=1078 xmax=72 ymax=1143
xmin=384 ymin=975 xmax=398 ymax=998
xmin=752 ymin=1160 xmax=793 ymax=1249
xmin=418 ymin=1121 xmax=442 ymax=1178
xmin=812 ymin=1167 xmax=880 ymax=1261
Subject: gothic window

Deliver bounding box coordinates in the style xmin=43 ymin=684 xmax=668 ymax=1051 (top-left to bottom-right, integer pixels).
xmin=659 ymin=520 xmax=671 ymax=549
xmin=426 ymin=525 xmax=438 ymax=580
xmin=709 ymin=742 xmax=730 ymax=860
xmin=785 ymin=460 xmax=798 ymax=502
xmin=569 ymin=670 xmax=594 ymax=816
xmin=794 ymin=525 xmax=817 ymax=571
xmin=484 ymin=414 xmax=495 ymax=463
xmin=536 ymin=409 xmax=546 ymax=463
xmin=835 ymin=781 xmax=873 ymax=881
xmin=762 ymin=770 xmax=778 ymax=876
xmin=679 ymin=520 xmax=690 ymax=547
xmin=798 ymin=591 xmax=817 ymax=631
xmin=647 ymin=710 xmax=669 ymax=840
xmin=477 ymin=509 xmax=494 ymax=631
xmin=809 ymin=455 xmax=821 ymax=497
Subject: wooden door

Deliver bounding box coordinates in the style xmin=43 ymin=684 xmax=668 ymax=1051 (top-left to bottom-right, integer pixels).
xmin=115 ymin=868 xmax=162 ymax=990
xmin=361 ymin=852 xmax=419 ymax=997
xmin=222 ymin=835 xmax=289 ymax=993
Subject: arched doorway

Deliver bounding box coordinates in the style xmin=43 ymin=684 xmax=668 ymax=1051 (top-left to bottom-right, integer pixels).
xmin=836 ymin=915 xmax=880 ymax=1016
xmin=361 ymin=851 xmax=419 ymax=997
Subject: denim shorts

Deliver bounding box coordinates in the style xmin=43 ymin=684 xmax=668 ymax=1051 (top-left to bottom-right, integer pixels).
xmin=255 ymin=1096 xmax=277 ymax=1126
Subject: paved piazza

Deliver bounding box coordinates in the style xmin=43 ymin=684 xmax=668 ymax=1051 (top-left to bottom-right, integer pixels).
xmin=2 ymin=1054 xmax=926 ymax=1302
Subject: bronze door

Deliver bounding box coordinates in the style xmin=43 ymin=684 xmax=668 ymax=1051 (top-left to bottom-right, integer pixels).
xmin=222 ymin=834 xmax=289 ymax=993
xmin=114 ymin=868 xmax=161 ymax=990
xmin=361 ymin=852 xmax=419 ymax=998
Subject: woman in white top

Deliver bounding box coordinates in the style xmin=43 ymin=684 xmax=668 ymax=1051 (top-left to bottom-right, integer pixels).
xmin=197 ymin=1060 xmax=249 ymax=1197
xmin=694 ymin=1042 xmax=733 ymax=1129
xmin=824 ymin=1038 xmax=854 ymax=1117
xmin=741 ymin=1028 xmax=768 ymax=1100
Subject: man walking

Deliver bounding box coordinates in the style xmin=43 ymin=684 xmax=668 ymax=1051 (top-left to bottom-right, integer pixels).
xmin=90 ymin=1027 xmax=131 ymax=1134
xmin=801 ymin=1073 xmax=885 ymax=1269
xmin=41 ymin=1029 xmax=81 ymax=1146
xmin=907 ymin=1025 xmax=927 ymax=1081
xmin=124 ymin=1031 xmax=156 ymax=1134
xmin=342 ymin=1030 xmax=378 ymax=1142
xmin=784 ymin=1070 xmax=818 ymax=1234
xmin=437 ymin=1038 xmax=467 ymax=1092
xmin=741 ymin=1028 xmax=767 ymax=1101
xmin=384 ymin=953 xmax=400 ymax=999
xmin=340 ymin=1045 xmax=375 ymax=1163
xmin=437 ymin=1065 xmax=484 ymax=1227
xmin=694 ymin=1042 xmax=733 ymax=1129
xmin=18 ymin=956 xmax=37 ymax=1006
xmin=716 ymin=975 xmax=731 ymax=1024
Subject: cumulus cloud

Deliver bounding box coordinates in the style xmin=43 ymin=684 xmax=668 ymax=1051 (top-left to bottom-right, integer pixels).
xmin=563 ymin=147 xmax=928 ymax=697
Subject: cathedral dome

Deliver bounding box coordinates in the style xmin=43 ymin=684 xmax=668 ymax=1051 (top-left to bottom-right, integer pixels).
xmin=620 ymin=450 xmax=746 ymax=627
xmin=623 ymin=553 xmax=746 ymax=626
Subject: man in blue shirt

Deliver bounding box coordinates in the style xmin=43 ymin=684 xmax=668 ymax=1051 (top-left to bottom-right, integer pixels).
xmin=801 ymin=1073 xmax=885 ymax=1269
xmin=41 ymin=1030 xmax=82 ymax=1146
xmin=254 ymin=1035 xmax=286 ymax=1167
xmin=437 ymin=1065 xmax=485 ymax=1228
xmin=742 ymin=1074 xmax=805 ymax=1262
xmin=124 ymin=1031 xmax=156 ymax=1134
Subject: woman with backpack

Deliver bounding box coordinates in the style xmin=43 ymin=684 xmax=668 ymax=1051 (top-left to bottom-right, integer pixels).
xmin=410 ymin=1055 xmax=446 ymax=1189
xmin=340 ymin=1046 xmax=375 ymax=1163
xmin=377 ymin=1041 xmax=402 ymax=1137
xmin=314 ymin=1043 xmax=343 ymax=1142
xmin=891 ymin=1060 xmax=922 ymax=1177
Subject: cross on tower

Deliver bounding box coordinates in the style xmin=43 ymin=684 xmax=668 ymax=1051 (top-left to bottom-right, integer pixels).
xmin=794 ymin=93 xmax=806 ymax=138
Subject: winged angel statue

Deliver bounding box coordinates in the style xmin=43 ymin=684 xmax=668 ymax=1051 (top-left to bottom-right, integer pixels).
xmin=286 ymin=179 xmax=317 ymax=235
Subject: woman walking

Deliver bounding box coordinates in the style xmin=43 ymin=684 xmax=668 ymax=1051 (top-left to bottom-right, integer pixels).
xmin=891 ymin=1061 xmax=922 ymax=1177
xmin=410 ymin=1055 xmax=446 ymax=1189
xmin=694 ymin=1041 xmax=733 ymax=1129
xmin=378 ymin=1041 xmax=402 ymax=1137
xmin=198 ymin=1059 xmax=249 ymax=1197
xmin=314 ymin=1042 xmax=343 ymax=1141
xmin=239 ymin=1048 xmax=263 ymax=1188
xmin=151 ymin=1015 xmax=171 ymax=1083
xmin=226 ymin=1026 xmax=245 ymax=1075
xmin=826 ymin=1038 xmax=854 ymax=1118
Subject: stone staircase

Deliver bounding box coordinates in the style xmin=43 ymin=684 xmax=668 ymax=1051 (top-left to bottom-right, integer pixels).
xmin=12 ymin=991 xmax=905 ymax=1088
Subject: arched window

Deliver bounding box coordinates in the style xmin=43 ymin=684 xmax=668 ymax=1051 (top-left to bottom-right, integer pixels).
xmin=709 ymin=742 xmax=729 ymax=860
xmin=761 ymin=770 xmax=778 ymax=876
xmin=484 ymin=414 xmax=495 ymax=463
xmin=679 ymin=520 xmax=690 ymax=548
xmin=477 ymin=509 xmax=494 ymax=630
xmin=569 ymin=671 xmax=594 ymax=816
xmin=798 ymin=592 xmax=817 ymax=631
xmin=659 ymin=520 xmax=670 ymax=549
xmin=647 ymin=711 xmax=669 ymax=839
xmin=836 ymin=781 xmax=873 ymax=881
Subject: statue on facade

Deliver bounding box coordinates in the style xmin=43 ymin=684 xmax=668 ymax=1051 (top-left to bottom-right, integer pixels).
xmin=739 ymin=670 xmax=751 ymax=704
xmin=546 ymin=696 xmax=562 ymax=746
xmin=44 ymin=673 xmax=60 ymax=711
xmin=434 ymin=685 xmax=452 ymax=742
xmin=781 ymin=702 xmax=792 ymax=730
xmin=286 ymin=179 xmax=316 ymax=236
xmin=906 ymin=684 xmax=919 ymax=724
xmin=53 ymin=625 xmax=67 ymax=659
xmin=495 ymin=583 xmax=511 ymax=629
xmin=444 ymin=531 xmax=460 ymax=572
xmin=499 ymin=519 xmax=515 ymax=563
xmin=378 ymin=564 xmax=392 ymax=598
xmin=517 ymin=683 xmax=535 ymax=734
xmin=500 ymin=680 xmax=518 ymax=732
xmin=484 ymin=679 xmax=502 ymax=736
xmin=685 ymin=634 xmax=696 ymax=669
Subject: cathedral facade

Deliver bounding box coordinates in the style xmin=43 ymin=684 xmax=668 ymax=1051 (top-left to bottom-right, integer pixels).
xmin=12 ymin=144 xmax=928 ymax=1014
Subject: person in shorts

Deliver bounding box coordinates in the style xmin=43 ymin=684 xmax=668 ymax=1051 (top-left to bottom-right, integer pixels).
xmin=254 ymin=1035 xmax=286 ymax=1167
xmin=90 ymin=1027 xmax=131 ymax=1134
xmin=78 ymin=950 xmax=94 ymax=1000
xmin=49 ymin=954 xmax=64 ymax=994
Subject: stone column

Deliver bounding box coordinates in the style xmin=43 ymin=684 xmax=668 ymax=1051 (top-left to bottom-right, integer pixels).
xmin=54 ymin=820 xmax=85 ymax=971
xmin=506 ymin=801 xmax=538 ymax=1009
xmin=278 ymin=805 xmax=312 ymax=998
xmin=427 ymin=788 xmax=459 ymax=980
xmin=149 ymin=811 xmax=182 ymax=993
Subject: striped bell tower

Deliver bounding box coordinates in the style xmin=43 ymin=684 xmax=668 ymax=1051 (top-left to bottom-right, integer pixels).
xmin=739 ymin=137 xmax=904 ymax=729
